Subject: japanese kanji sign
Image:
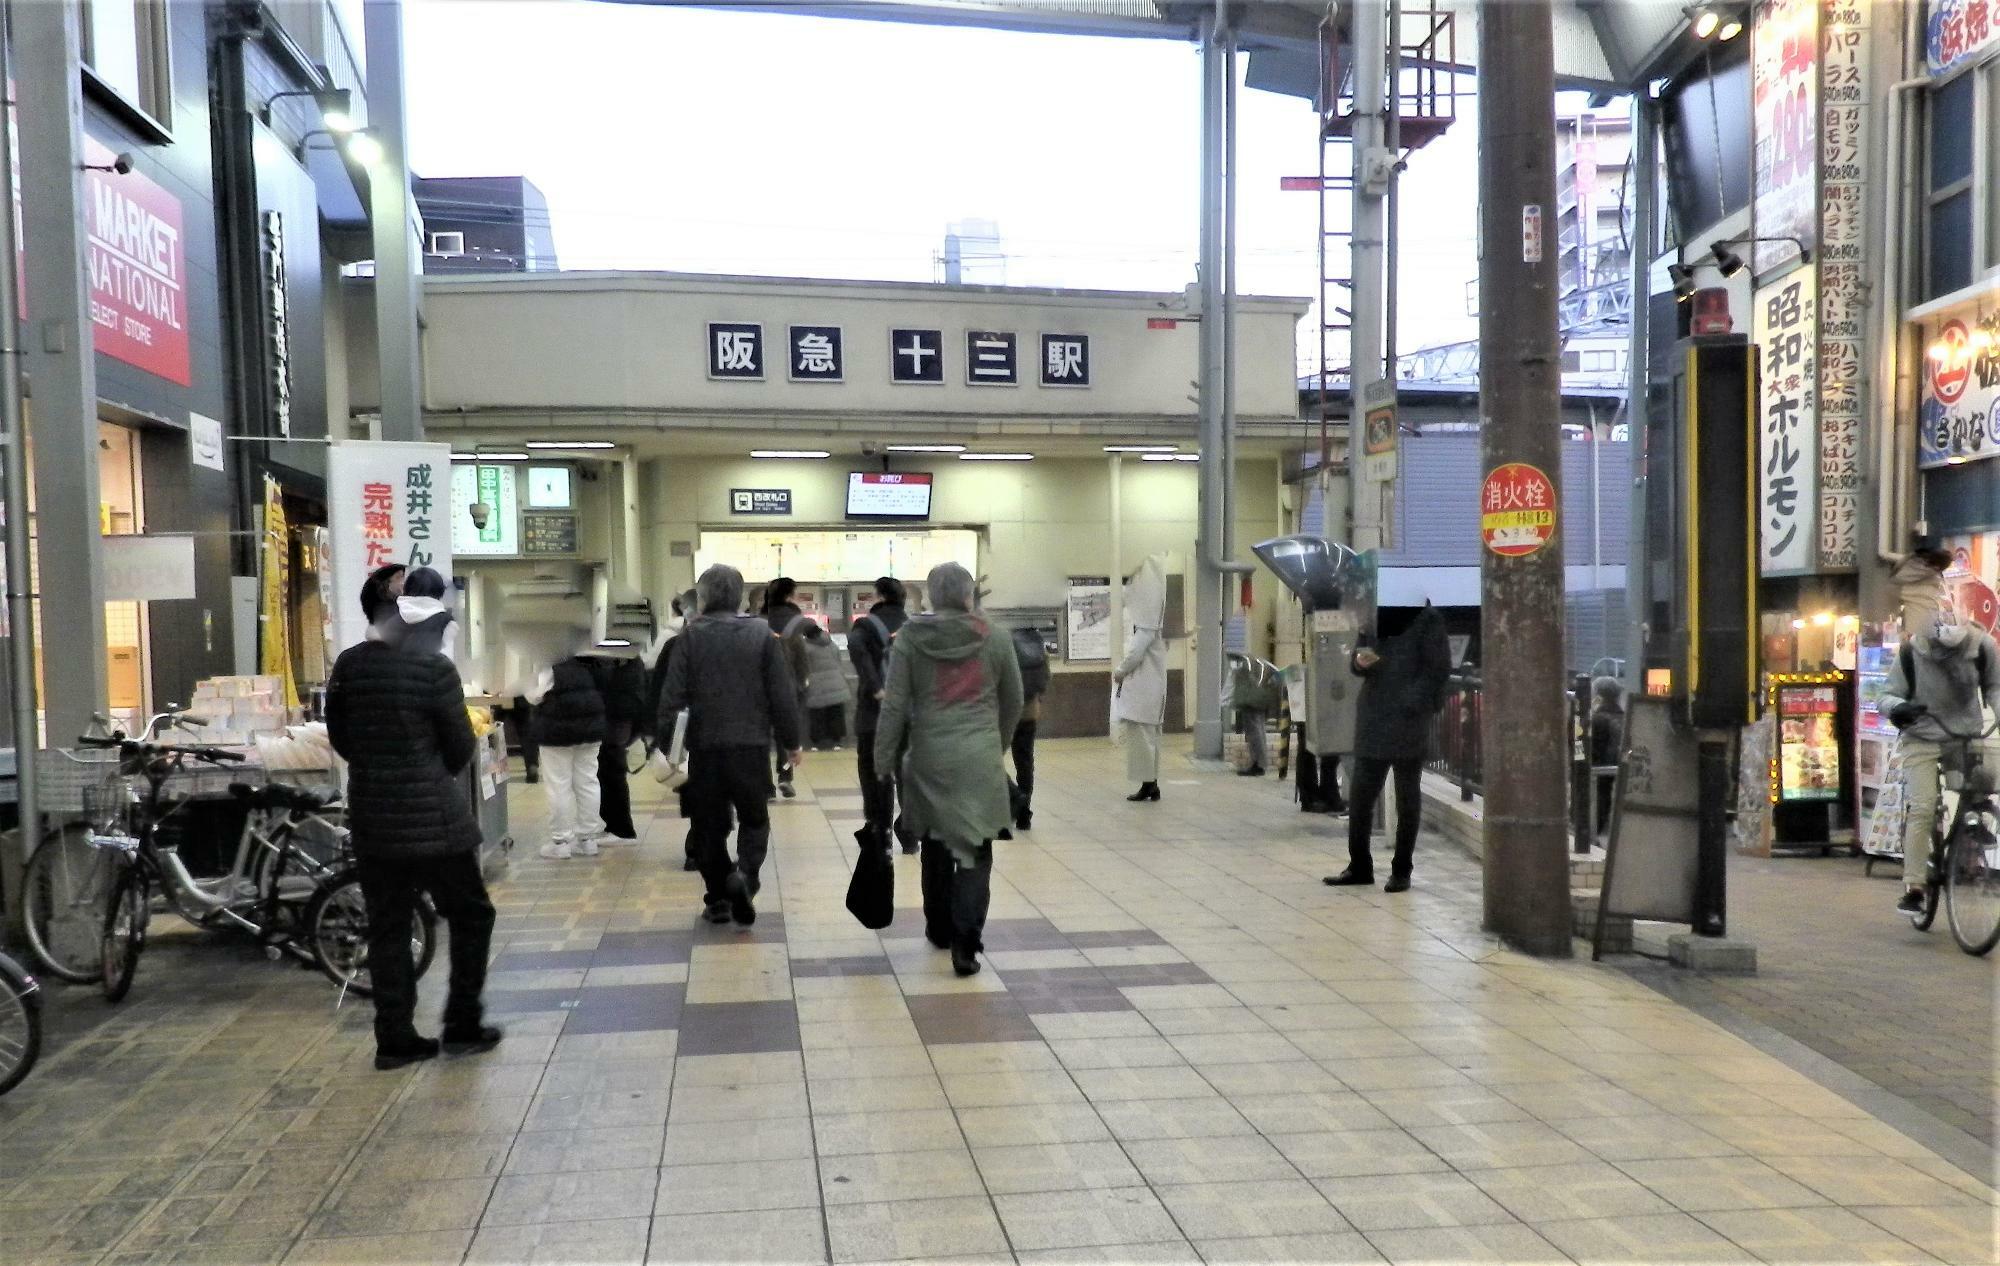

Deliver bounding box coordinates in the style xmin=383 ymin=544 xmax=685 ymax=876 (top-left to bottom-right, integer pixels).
xmin=707 ymin=322 xmax=764 ymax=380
xmin=1919 ymin=311 xmax=2000 ymax=468
xmin=787 ymin=325 xmax=842 ymax=382
xmin=1754 ymin=272 xmax=1818 ymax=574
xmin=890 ymin=328 xmax=944 ymax=383
xmin=327 ymin=441 xmax=453 ymax=653
xmin=1815 ymin=0 xmax=1869 ymax=571
xmin=966 ymin=331 xmax=1017 ymax=386
xmin=1479 ymin=462 xmax=1557 ymax=557
xmin=1927 ymin=0 xmax=2000 ymax=74
xmin=1751 ymin=0 xmax=1818 ymax=277
xmin=1040 ymin=334 xmax=1091 ymax=387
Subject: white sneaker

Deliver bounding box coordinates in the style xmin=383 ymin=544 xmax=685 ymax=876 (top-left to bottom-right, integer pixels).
xmin=539 ymin=841 xmax=572 ymax=860
xmin=574 ymin=838 xmax=601 ymax=858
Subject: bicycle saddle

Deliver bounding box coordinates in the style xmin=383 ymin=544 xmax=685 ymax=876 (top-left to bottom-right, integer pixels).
xmin=228 ymin=783 xmax=330 ymax=814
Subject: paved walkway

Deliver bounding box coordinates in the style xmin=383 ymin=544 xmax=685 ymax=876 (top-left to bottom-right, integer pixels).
xmin=2 ymin=738 xmax=1996 ymax=1265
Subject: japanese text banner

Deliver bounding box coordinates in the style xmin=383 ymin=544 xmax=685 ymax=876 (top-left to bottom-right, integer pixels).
xmin=327 ymin=441 xmax=453 ymax=653
xmin=1754 ymin=271 xmax=1818 ymax=575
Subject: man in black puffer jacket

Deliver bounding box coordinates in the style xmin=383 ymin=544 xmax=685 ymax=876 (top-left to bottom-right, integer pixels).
xmin=326 ymin=566 xmax=500 ymax=1071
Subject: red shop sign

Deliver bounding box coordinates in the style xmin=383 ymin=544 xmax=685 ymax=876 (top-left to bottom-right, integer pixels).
xmin=83 ymin=136 xmax=190 ymax=386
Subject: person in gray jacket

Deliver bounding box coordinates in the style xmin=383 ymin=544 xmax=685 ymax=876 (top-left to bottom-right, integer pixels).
xmin=660 ymin=565 xmax=805 ymax=926
xmin=1881 ymin=605 xmax=2000 ymax=913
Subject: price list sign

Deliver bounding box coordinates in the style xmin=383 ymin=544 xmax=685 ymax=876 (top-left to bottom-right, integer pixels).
xmin=1816 ymin=0 xmax=1869 ymax=571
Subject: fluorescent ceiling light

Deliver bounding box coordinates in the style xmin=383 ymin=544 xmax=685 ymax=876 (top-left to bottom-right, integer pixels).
xmin=451 ymin=451 xmax=527 ymax=461
xmin=526 ymin=441 xmax=616 ymax=450
xmin=958 ymin=452 xmax=1034 ymax=461
xmin=1143 ymin=453 xmax=1201 ymax=462
xmin=751 ymin=449 xmax=830 ymax=459
xmin=885 ymin=444 xmax=967 ymax=453
xmin=1104 ymin=444 xmax=1178 ymax=453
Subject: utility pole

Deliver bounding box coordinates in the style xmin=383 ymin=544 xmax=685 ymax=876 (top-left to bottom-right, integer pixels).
xmin=1477 ymin=0 xmax=1573 ymax=957
xmin=1347 ymin=0 xmax=1391 ymax=552
xmin=365 ymin=0 xmax=423 ymax=441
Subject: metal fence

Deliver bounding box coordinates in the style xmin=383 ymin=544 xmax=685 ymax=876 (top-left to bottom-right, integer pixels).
xmin=1426 ymin=670 xmax=1617 ymax=852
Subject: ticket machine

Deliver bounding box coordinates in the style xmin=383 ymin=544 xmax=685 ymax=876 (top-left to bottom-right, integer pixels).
xmin=1252 ymin=536 xmax=1377 ymax=757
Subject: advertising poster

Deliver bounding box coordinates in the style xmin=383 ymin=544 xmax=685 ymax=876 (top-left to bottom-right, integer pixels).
xmin=1066 ymin=576 xmax=1111 ymax=662
xmin=326 ymin=441 xmax=453 ymax=654
xmin=1927 ymin=0 xmax=2000 ymax=74
xmin=1754 ymin=271 xmax=1818 ymax=574
xmin=1817 ymin=0 xmax=1870 ymax=571
xmin=82 ymin=136 xmax=190 ymax=385
xmin=1918 ymin=309 xmax=2000 ymax=468
xmin=1776 ymin=683 xmax=1841 ymax=801
xmin=1752 ymin=0 xmax=1819 ymax=276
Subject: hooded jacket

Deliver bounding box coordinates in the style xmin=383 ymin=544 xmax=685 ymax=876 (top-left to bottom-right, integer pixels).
xmin=1352 ymin=605 xmax=1452 ymax=761
xmin=802 ymin=626 xmax=853 ymax=708
xmin=535 ymin=657 xmax=609 ymax=748
xmin=1114 ymin=555 xmax=1169 ymax=727
xmin=325 ymin=640 xmax=481 ymax=861
xmin=1883 ymin=624 xmax=2000 ymax=744
xmin=874 ymin=611 xmax=1023 ymax=862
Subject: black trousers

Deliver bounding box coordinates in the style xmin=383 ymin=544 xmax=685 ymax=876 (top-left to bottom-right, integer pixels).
xmin=1009 ymin=718 xmax=1038 ymax=821
xmin=598 ymin=741 xmax=636 ymax=839
xmin=809 ymin=705 xmax=847 ymax=747
xmin=920 ymin=839 xmax=993 ymax=951
xmin=687 ymin=746 xmax=773 ymax=903
xmin=855 ymin=727 xmax=906 ymax=845
xmin=1294 ymin=730 xmax=1345 ymax=809
xmin=356 ymin=849 xmax=495 ymax=1046
xmin=510 ymin=697 xmax=539 ymax=774
xmin=1346 ymin=755 xmax=1425 ymax=878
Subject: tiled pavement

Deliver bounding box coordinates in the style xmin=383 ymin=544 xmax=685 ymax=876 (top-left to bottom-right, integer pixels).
xmin=1 ymin=737 xmax=1995 ymax=1265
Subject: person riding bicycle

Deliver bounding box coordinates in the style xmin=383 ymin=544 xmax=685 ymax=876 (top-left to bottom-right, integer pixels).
xmin=1881 ymin=606 xmax=2000 ymax=914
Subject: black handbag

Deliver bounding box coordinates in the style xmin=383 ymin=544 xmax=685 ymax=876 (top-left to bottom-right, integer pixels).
xmin=844 ymin=827 xmax=896 ymax=930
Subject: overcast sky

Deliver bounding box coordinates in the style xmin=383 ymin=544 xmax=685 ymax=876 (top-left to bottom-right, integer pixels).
xmin=402 ymin=2 xmax=1492 ymax=360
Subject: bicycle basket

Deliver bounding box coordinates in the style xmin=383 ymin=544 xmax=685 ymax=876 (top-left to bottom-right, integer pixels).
xmin=35 ymin=749 xmax=125 ymax=815
xmin=79 ymin=781 xmax=134 ymax=835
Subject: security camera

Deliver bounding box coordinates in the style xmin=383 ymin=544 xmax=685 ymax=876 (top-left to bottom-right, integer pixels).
xmin=112 ymin=152 xmax=134 ymax=175
xmin=468 ymin=501 xmax=491 ymax=530
xmin=860 ymin=441 xmax=879 ymax=457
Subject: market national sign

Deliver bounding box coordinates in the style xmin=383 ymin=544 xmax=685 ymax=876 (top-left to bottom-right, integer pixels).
xmin=83 ymin=136 xmax=190 ymax=387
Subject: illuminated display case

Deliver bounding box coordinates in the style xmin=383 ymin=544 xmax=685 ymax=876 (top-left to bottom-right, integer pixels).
xmin=1765 ymin=670 xmax=1858 ymax=854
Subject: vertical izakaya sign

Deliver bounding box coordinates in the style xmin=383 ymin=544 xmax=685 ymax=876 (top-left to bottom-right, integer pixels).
xmin=1817 ymin=0 xmax=1869 ymax=570
xmin=1755 ymin=272 xmax=1818 ymax=574
xmin=326 ymin=441 xmax=453 ymax=653
xmin=1752 ymin=0 xmax=1818 ymax=277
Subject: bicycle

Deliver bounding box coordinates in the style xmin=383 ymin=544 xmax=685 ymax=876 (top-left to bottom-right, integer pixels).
xmin=0 ymin=948 xmax=41 ymax=1096
xmin=1904 ymin=719 xmax=2000 ymax=957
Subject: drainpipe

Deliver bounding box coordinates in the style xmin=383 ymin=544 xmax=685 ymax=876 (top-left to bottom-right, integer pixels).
xmin=1875 ymin=4 xmax=1930 ymax=562
xmin=0 ymin=19 xmax=39 ymax=909
xmin=1624 ymin=93 xmax=1655 ymax=688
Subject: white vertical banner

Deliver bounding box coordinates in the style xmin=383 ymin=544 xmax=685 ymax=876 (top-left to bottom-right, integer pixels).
xmin=326 ymin=441 xmax=453 ymax=654
xmin=1751 ymin=0 xmax=1819 ymax=276
xmin=1754 ymin=271 xmax=1819 ymax=575
xmin=1816 ymin=0 xmax=1869 ymax=571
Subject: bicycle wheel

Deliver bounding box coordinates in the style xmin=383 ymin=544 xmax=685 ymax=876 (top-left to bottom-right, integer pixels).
xmin=304 ymin=870 xmax=437 ymax=999
xmin=22 ymin=825 xmax=113 ymax=983
xmin=0 ymin=954 xmax=42 ymax=1097
xmin=1944 ymin=827 xmax=2000 ymax=956
xmin=100 ymin=865 xmax=148 ymax=1003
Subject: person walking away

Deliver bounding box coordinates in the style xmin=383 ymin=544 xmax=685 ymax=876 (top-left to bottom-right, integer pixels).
xmin=662 ymin=565 xmax=804 ymax=925
xmin=531 ymin=643 xmax=609 ymax=860
xmin=326 ymin=566 xmax=500 ymax=1070
xmin=1880 ymin=605 xmax=2000 ymax=914
xmin=648 ymin=590 xmax=705 ymax=871
xmin=587 ymin=646 xmax=649 ymax=841
xmin=801 ymin=623 xmax=853 ymax=749
xmin=1008 ymin=626 xmax=1050 ymax=832
xmin=1324 ymin=603 xmax=1451 ymax=893
xmin=1588 ymin=676 xmax=1625 ymax=839
xmin=1113 ymin=554 xmax=1170 ymax=802
xmin=850 ymin=577 xmax=913 ymax=851
xmin=761 ymin=577 xmax=812 ymax=798
xmin=875 ymin=563 xmax=1023 ymax=976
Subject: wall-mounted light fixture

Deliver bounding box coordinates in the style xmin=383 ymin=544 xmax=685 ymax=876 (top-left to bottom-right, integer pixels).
xmin=1686 ymin=6 xmax=1744 ymax=41
xmin=260 ymin=87 xmax=356 ymax=133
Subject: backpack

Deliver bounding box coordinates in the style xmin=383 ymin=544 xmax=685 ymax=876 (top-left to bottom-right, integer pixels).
xmin=1011 ymin=627 xmax=1050 ymax=700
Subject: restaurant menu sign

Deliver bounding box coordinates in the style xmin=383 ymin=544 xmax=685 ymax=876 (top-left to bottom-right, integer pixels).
xmin=83 ymin=136 xmax=190 ymax=386
xmin=1775 ymin=683 xmax=1841 ymax=802
xmin=1816 ymin=0 xmax=1869 ymax=570
xmin=327 ymin=441 xmax=453 ymax=653
xmin=1751 ymin=0 xmax=1818 ymax=277
xmin=1755 ymin=271 xmax=1818 ymax=575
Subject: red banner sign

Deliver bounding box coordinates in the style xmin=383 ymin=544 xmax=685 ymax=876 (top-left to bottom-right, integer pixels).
xmin=83 ymin=136 xmax=190 ymax=386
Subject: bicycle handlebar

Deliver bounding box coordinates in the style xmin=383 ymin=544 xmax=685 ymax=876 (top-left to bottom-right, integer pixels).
xmin=73 ymin=735 xmax=247 ymax=764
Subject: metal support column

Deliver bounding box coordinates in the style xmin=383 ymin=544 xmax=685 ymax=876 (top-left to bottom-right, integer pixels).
xmin=0 ymin=15 xmax=41 ymax=909
xmin=365 ymin=0 xmax=423 ymax=441
xmin=1348 ymin=0 xmax=1389 ymax=552
xmin=1477 ymin=0 xmax=1573 ymax=957
xmin=1193 ymin=5 xmax=1232 ymax=758
xmin=1624 ymin=93 xmax=1656 ymax=688
xmin=16 ymin=0 xmax=108 ymax=743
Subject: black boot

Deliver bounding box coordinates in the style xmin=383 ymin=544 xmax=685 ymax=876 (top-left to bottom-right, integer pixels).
xmin=442 ymin=1023 xmax=504 ymax=1055
xmin=374 ymin=1035 xmax=441 ymax=1071
xmin=951 ymin=938 xmax=982 ymax=977
xmin=1126 ymin=782 xmax=1161 ymax=802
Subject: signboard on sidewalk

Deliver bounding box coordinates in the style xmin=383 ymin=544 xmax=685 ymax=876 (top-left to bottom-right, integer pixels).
xmin=327 ymin=441 xmax=453 ymax=654
xmin=1596 ymin=696 xmax=1702 ymax=955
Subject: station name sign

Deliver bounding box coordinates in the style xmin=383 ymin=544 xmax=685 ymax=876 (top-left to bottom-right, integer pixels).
xmin=708 ymin=321 xmax=1090 ymax=388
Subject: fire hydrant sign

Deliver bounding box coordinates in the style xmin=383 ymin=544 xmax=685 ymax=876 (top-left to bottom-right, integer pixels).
xmin=1480 ymin=462 xmax=1557 ymax=557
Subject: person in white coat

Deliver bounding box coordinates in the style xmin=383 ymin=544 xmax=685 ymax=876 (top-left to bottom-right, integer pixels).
xmin=1113 ymin=554 xmax=1169 ymax=802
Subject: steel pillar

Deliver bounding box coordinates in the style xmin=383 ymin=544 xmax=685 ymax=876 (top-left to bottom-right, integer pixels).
xmin=365 ymin=0 xmax=423 ymax=441
xmin=1348 ymin=0 xmax=1389 ymax=552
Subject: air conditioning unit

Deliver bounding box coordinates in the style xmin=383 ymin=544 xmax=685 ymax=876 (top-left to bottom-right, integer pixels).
xmin=429 ymin=230 xmax=465 ymax=257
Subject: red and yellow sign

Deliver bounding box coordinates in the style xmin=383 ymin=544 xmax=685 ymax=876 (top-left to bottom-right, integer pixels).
xmin=1479 ymin=461 xmax=1557 ymax=557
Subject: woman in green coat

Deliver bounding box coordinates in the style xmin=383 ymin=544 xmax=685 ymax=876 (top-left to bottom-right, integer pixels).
xmin=874 ymin=562 xmax=1024 ymax=976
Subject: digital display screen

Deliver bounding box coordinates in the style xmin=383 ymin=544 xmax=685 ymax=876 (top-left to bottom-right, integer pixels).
xmin=526 ymin=466 xmax=573 ymax=509
xmin=846 ymin=471 xmax=933 ymax=519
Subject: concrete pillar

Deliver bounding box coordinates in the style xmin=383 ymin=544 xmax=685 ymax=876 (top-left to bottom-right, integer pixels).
xmin=16 ymin=1 xmax=108 ymax=741
xmin=365 ymin=0 xmax=423 ymax=441
xmin=1108 ymin=454 xmax=1124 ymax=686
xmin=620 ymin=454 xmax=643 ymax=600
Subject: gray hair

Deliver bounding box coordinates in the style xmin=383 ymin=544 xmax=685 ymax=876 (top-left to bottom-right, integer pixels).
xmin=927 ymin=562 xmax=976 ymax=613
xmin=696 ymin=564 xmax=745 ymax=615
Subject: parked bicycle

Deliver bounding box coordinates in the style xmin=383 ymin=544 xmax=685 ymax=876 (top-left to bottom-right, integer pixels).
xmin=1906 ymin=720 xmax=2000 ymax=957
xmin=0 ymin=948 xmax=41 ymax=1096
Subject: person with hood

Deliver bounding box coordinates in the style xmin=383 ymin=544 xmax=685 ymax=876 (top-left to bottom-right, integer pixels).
xmin=1890 ymin=542 xmax=1954 ymax=636
xmin=1588 ymin=676 xmax=1625 ymax=839
xmin=1113 ymin=554 xmax=1169 ymax=802
xmin=801 ymin=622 xmax=853 ymax=749
xmin=662 ymin=565 xmax=804 ymax=926
xmin=1881 ymin=603 xmax=2000 ymax=914
xmin=1324 ymin=603 xmax=1451 ymax=892
xmin=850 ymin=576 xmax=913 ymax=851
xmin=326 ymin=565 xmax=500 ymax=1070
xmin=875 ymin=563 xmax=1023 ymax=976
xmin=761 ymin=577 xmax=813 ymax=798
xmin=530 ymin=639 xmax=610 ymax=860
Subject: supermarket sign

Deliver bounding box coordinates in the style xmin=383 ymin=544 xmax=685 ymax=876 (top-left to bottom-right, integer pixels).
xmin=1918 ymin=312 xmax=2000 ymax=468
xmin=83 ymin=136 xmax=190 ymax=386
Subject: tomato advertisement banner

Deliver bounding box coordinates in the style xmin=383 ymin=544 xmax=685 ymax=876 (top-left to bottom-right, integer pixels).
xmin=1479 ymin=462 xmax=1556 ymax=557
xmin=1918 ymin=309 xmax=2000 ymax=469
xmin=82 ymin=136 xmax=190 ymax=386
xmin=1751 ymin=0 xmax=1818 ymax=277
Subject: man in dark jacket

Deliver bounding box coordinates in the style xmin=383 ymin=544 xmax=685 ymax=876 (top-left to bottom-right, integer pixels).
xmin=585 ymin=651 xmax=648 ymax=841
xmin=849 ymin=576 xmax=912 ymax=851
xmin=1007 ymin=626 xmax=1050 ymax=833
xmin=1324 ymin=604 xmax=1451 ymax=893
xmin=533 ymin=649 xmax=609 ymax=860
xmin=761 ymin=577 xmax=812 ymax=798
xmin=326 ymin=566 xmax=500 ymax=1070
xmin=662 ymin=564 xmax=805 ymax=925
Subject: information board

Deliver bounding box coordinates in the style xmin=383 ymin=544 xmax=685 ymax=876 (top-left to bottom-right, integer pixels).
xmin=521 ymin=511 xmax=578 ymax=556
xmin=847 ymin=471 xmax=933 ymax=519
